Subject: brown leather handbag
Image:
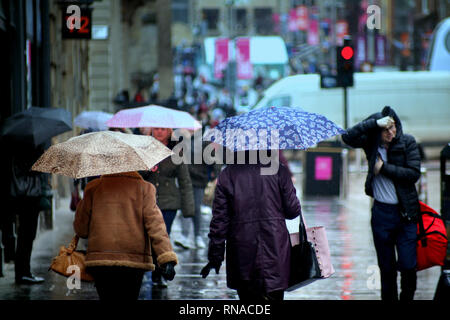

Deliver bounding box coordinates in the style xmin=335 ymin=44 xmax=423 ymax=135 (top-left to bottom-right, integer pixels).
xmin=49 ymin=235 xmax=94 ymax=282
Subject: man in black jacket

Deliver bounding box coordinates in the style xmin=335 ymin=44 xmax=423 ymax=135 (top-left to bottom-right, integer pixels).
xmin=342 ymin=106 xmax=421 ymax=301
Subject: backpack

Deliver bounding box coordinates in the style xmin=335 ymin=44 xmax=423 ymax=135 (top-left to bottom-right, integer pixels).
xmin=417 ymin=201 xmax=448 ymax=271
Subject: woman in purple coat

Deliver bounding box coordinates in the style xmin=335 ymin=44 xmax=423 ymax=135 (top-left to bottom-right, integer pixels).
xmin=200 ymin=151 xmax=302 ymax=300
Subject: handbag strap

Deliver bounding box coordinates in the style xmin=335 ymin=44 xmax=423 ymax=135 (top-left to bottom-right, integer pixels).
xmin=298 ymin=213 xmax=308 ymax=245
xmin=67 ymin=235 xmax=79 ymax=253
xmin=417 ymin=215 xmax=427 ymax=247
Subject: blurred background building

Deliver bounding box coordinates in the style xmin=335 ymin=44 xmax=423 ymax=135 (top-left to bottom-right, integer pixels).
xmin=0 ymin=0 xmax=449 ymax=197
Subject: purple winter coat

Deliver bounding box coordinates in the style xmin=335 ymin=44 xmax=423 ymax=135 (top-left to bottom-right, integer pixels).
xmin=207 ymin=162 xmax=301 ymax=293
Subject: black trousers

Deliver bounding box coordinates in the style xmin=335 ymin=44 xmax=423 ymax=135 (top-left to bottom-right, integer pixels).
xmin=14 ymin=199 xmax=40 ymax=280
xmin=371 ymin=200 xmax=417 ymax=301
xmin=88 ymin=266 xmax=145 ymax=300
xmin=1 ymin=210 xmax=16 ymax=262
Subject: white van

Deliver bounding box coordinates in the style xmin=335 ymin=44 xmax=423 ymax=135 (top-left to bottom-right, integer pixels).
xmin=427 ymin=17 xmax=450 ymax=71
xmin=252 ymin=71 xmax=450 ymax=144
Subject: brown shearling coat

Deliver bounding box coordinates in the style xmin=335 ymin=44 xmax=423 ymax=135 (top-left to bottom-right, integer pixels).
xmin=74 ymin=171 xmax=178 ymax=271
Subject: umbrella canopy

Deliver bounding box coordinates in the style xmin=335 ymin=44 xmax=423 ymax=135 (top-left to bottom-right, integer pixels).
xmin=106 ymin=104 xmax=202 ymax=130
xmin=32 ymin=131 xmax=173 ymax=179
xmin=203 ymin=106 xmax=345 ymax=151
xmin=0 ymin=107 xmax=72 ymax=147
xmin=74 ymin=110 xmax=113 ymax=131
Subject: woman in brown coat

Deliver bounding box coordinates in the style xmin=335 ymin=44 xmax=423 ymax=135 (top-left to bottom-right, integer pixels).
xmin=74 ymin=171 xmax=178 ymax=300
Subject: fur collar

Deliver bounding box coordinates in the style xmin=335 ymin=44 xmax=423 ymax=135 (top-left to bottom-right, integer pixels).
xmin=101 ymin=171 xmax=143 ymax=179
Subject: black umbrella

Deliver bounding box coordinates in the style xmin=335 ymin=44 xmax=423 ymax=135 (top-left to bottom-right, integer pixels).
xmin=1 ymin=107 xmax=72 ymax=147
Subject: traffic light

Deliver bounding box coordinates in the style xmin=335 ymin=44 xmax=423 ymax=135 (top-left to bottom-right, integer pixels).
xmin=336 ymin=37 xmax=354 ymax=88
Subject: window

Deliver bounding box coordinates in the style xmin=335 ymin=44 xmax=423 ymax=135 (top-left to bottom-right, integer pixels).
xmin=234 ymin=8 xmax=247 ymax=35
xmin=254 ymin=8 xmax=273 ymax=35
xmin=172 ymin=0 xmax=189 ymax=24
xmin=266 ymin=96 xmax=291 ymax=108
xmin=202 ymin=9 xmax=219 ymax=31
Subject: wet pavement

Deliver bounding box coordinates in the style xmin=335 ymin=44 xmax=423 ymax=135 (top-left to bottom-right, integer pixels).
xmin=0 ymin=165 xmax=442 ymax=300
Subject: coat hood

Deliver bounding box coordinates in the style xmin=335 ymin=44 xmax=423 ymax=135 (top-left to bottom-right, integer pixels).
xmin=366 ymin=106 xmax=404 ymax=142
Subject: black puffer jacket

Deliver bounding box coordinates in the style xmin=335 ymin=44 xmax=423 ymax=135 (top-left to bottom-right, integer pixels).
xmin=342 ymin=106 xmax=421 ymax=222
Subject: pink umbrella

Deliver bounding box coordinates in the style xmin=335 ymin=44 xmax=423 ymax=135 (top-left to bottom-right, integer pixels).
xmin=106 ymin=105 xmax=202 ymax=130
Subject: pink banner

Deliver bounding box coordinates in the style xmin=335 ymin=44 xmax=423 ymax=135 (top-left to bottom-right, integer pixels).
xmin=214 ymin=38 xmax=229 ymax=79
xmin=336 ymin=20 xmax=349 ymax=46
xmin=375 ymin=35 xmax=387 ymax=65
xmin=296 ymin=5 xmax=308 ymax=31
xmin=288 ymin=9 xmax=297 ymax=31
xmin=307 ymin=19 xmax=319 ymax=45
xmin=356 ymin=34 xmax=367 ymax=68
xmin=236 ymin=38 xmax=253 ymax=80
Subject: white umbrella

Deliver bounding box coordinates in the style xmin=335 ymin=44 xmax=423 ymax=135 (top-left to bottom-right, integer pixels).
xmin=106 ymin=104 xmax=202 ymax=130
xmin=32 ymin=131 xmax=173 ymax=179
xmin=74 ymin=111 xmax=114 ymax=131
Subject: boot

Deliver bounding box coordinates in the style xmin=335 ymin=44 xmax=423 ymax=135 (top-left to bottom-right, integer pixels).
xmin=400 ymin=269 xmax=417 ymax=301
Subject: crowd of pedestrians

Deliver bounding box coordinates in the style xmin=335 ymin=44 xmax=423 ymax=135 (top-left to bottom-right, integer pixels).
xmin=0 ymin=64 xmax=430 ymax=303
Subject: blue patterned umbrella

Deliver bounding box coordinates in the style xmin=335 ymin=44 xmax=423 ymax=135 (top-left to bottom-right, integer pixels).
xmin=203 ymin=106 xmax=345 ymax=151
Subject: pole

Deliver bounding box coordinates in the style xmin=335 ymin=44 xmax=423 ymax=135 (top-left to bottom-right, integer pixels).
xmin=331 ymin=0 xmax=337 ymax=68
xmin=343 ymin=86 xmax=348 ymax=129
xmin=157 ymin=0 xmax=173 ymax=101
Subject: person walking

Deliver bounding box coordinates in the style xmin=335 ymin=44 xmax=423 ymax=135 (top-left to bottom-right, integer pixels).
xmin=139 ymin=127 xmax=194 ymax=287
xmin=341 ymin=106 xmax=421 ymax=301
xmin=200 ymin=150 xmax=302 ymax=300
xmin=73 ymin=171 xmax=178 ymax=300
xmin=175 ymin=131 xmax=221 ymax=249
xmin=4 ymin=144 xmax=49 ymax=284
xmin=139 ymin=127 xmax=195 ymax=234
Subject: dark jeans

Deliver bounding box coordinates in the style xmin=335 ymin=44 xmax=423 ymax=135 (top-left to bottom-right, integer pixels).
xmin=371 ymin=200 xmax=417 ymax=301
xmin=88 ymin=266 xmax=145 ymax=300
xmin=14 ymin=198 xmax=41 ymax=280
xmin=161 ymin=209 xmax=177 ymax=235
xmin=181 ymin=187 xmax=205 ymax=237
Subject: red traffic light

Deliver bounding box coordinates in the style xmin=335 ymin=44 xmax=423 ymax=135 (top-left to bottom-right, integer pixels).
xmin=341 ymin=46 xmax=354 ymax=60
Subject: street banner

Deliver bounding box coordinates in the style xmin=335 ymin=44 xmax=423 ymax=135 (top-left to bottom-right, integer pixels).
xmin=296 ymin=5 xmax=308 ymax=31
xmin=336 ymin=20 xmax=348 ymax=46
xmin=288 ymin=9 xmax=297 ymax=31
xmin=356 ymin=34 xmax=367 ymax=68
xmin=236 ymin=37 xmax=253 ymax=80
xmin=214 ymin=38 xmax=229 ymax=79
xmin=307 ymin=16 xmax=319 ymax=45
xmin=375 ymin=35 xmax=387 ymax=65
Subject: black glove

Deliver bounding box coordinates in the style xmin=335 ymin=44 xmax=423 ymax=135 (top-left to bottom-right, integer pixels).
xmin=200 ymin=261 xmax=221 ymax=278
xmin=160 ymin=262 xmax=176 ymax=281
